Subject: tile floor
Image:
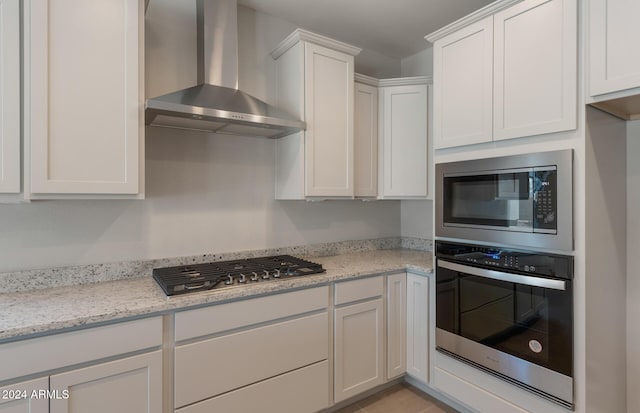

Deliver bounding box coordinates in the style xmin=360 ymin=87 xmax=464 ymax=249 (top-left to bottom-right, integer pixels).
xmin=335 ymin=382 xmax=459 ymax=413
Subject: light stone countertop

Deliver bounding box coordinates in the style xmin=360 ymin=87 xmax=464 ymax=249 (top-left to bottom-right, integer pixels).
xmin=0 ymin=249 xmax=433 ymax=342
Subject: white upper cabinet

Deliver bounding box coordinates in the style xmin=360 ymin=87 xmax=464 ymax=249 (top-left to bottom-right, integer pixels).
xmin=24 ymin=0 xmax=144 ymax=195
xmin=0 ymin=0 xmax=20 ymax=194
xmin=589 ymin=0 xmax=640 ymax=96
xmin=354 ymin=77 xmax=378 ymax=198
xmin=378 ymin=79 xmax=429 ymax=199
xmin=433 ymin=17 xmax=493 ymax=149
xmin=493 ymin=0 xmax=577 ymax=141
xmin=273 ymin=29 xmax=360 ymax=199
xmin=429 ymin=0 xmax=577 ymax=149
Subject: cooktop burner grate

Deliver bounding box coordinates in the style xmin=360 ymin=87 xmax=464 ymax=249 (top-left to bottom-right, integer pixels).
xmin=152 ymin=254 xmax=326 ymax=296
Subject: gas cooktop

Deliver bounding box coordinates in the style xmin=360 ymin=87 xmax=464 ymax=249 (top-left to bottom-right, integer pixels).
xmin=152 ymin=255 xmax=326 ymax=296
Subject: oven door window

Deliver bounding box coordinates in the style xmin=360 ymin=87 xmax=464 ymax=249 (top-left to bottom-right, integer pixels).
xmin=436 ymin=265 xmax=572 ymax=377
xmin=443 ymin=170 xmax=533 ymax=231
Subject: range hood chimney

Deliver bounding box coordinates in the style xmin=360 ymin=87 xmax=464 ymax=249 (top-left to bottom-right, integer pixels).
xmin=145 ymin=0 xmax=305 ymax=138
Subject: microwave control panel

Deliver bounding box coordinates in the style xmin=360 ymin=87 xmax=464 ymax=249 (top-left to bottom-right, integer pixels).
xmin=532 ymin=169 xmax=557 ymax=232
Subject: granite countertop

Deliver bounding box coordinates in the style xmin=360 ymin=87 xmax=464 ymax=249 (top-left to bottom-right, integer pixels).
xmin=0 ymin=249 xmax=433 ymax=342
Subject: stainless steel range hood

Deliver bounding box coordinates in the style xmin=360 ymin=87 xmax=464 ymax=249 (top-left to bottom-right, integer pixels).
xmin=145 ymin=0 xmax=305 ymax=139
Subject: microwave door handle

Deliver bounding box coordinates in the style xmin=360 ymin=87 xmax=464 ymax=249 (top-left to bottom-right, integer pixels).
xmin=438 ymin=260 xmax=567 ymax=291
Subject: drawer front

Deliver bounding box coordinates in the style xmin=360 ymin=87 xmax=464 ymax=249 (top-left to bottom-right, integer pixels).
xmin=334 ymin=276 xmax=383 ymax=305
xmin=175 ymin=286 xmax=329 ymax=341
xmin=175 ymin=361 xmax=329 ymax=413
xmin=0 ymin=317 xmax=162 ymax=382
xmin=434 ymin=367 xmax=528 ymax=413
xmin=174 ymin=312 xmax=328 ymax=408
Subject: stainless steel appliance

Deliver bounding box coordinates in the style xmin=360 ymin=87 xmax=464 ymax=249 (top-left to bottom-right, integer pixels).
xmin=145 ymin=0 xmax=305 ymax=138
xmin=435 ymin=241 xmax=573 ymax=409
xmin=435 ymin=150 xmax=573 ymax=251
xmin=153 ymin=255 xmax=325 ymax=296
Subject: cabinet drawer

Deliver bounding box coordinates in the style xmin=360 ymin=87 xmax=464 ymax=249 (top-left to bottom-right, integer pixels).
xmin=174 ymin=312 xmax=328 ymax=408
xmin=334 ymin=276 xmax=383 ymax=305
xmin=0 ymin=317 xmax=162 ymax=382
xmin=176 ymin=361 xmax=329 ymax=413
xmin=434 ymin=367 xmax=528 ymax=413
xmin=175 ymin=286 xmax=328 ymax=341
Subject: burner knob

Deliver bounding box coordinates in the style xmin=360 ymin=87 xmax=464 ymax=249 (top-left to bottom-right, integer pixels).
xmin=262 ymin=270 xmax=270 ymax=280
xmin=250 ymin=272 xmax=259 ymax=282
xmin=238 ymin=274 xmax=247 ymax=283
xmin=273 ymin=269 xmax=281 ymax=279
xmin=224 ymin=275 xmax=234 ymax=285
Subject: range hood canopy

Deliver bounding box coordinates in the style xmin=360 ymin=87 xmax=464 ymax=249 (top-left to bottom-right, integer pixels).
xmin=145 ymin=0 xmax=305 ymax=139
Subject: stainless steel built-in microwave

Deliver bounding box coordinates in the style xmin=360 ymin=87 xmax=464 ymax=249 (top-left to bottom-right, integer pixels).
xmin=435 ymin=150 xmax=573 ymax=251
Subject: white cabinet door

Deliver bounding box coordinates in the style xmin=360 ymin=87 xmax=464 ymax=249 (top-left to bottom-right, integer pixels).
xmin=0 ymin=0 xmax=20 ymax=193
xmin=493 ymin=0 xmax=577 ymax=141
xmin=406 ymin=273 xmax=429 ymax=384
xmin=334 ymin=298 xmax=384 ymax=403
xmin=0 ymin=378 xmax=48 ymax=413
xmin=354 ymin=82 xmax=378 ymax=197
xmin=590 ymin=0 xmax=640 ymax=96
xmin=25 ymin=0 xmax=143 ymax=194
xmin=387 ymin=273 xmax=407 ymax=380
xmin=379 ymin=84 xmax=428 ymax=198
xmin=433 ymin=17 xmax=493 ymax=149
xmin=50 ymin=351 xmax=162 ymax=413
xmin=304 ymin=43 xmax=354 ymax=197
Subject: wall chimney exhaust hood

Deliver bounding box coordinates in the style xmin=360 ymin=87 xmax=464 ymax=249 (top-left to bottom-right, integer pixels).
xmin=145 ymin=0 xmax=305 ymax=138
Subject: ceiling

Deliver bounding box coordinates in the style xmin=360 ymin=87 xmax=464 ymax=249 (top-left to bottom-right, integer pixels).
xmin=237 ymin=0 xmax=495 ymax=59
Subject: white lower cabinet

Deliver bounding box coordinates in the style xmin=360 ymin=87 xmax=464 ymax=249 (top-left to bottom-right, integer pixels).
xmin=174 ymin=286 xmax=330 ymax=413
xmin=334 ymin=276 xmax=385 ymax=403
xmin=50 ymin=351 xmax=162 ymax=413
xmin=0 ymin=378 xmax=48 ymax=413
xmin=387 ymin=273 xmax=407 ymax=379
xmin=0 ymin=317 xmax=163 ymax=413
xmin=176 ymin=361 xmax=329 ymax=413
xmin=406 ymin=273 xmax=430 ymax=384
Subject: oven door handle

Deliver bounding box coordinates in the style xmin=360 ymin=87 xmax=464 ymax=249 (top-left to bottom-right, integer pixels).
xmin=438 ymin=260 xmax=567 ymax=291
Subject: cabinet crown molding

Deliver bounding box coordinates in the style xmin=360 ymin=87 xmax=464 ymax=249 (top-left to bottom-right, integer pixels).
xmin=355 ymin=74 xmax=432 ymax=88
xmin=355 ymin=73 xmax=379 ymax=87
xmin=271 ymin=28 xmax=362 ymax=60
xmin=378 ymin=76 xmax=432 ymax=87
xmin=424 ymin=0 xmax=523 ymax=43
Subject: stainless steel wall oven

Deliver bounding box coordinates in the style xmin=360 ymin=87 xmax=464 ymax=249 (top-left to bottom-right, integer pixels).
xmin=435 ymin=241 xmax=574 ymax=409
xmin=435 ymin=150 xmax=573 ymax=251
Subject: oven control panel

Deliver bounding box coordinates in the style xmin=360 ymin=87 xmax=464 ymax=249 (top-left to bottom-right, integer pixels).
xmin=436 ymin=241 xmax=573 ymax=279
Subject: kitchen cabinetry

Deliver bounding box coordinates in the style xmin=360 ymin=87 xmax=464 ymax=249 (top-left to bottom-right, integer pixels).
xmin=334 ymin=276 xmax=385 ymax=403
xmin=354 ymin=75 xmax=379 ymax=198
xmin=50 ymin=352 xmax=162 ymax=413
xmin=0 ymin=378 xmax=48 ymax=413
xmin=0 ymin=0 xmax=20 ymax=194
xmin=590 ymin=0 xmax=640 ymax=97
xmin=430 ymin=0 xmax=577 ymax=149
xmin=0 ymin=317 xmax=162 ymax=413
xmin=378 ymin=79 xmax=429 ymax=198
xmin=406 ymin=273 xmax=430 ymax=384
xmin=23 ymin=0 xmax=144 ymax=196
xmin=432 ymin=17 xmax=493 ymax=149
xmin=387 ymin=273 xmax=407 ymax=379
xmin=174 ymin=287 xmax=329 ymax=413
xmin=272 ymin=29 xmax=361 ymax=199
